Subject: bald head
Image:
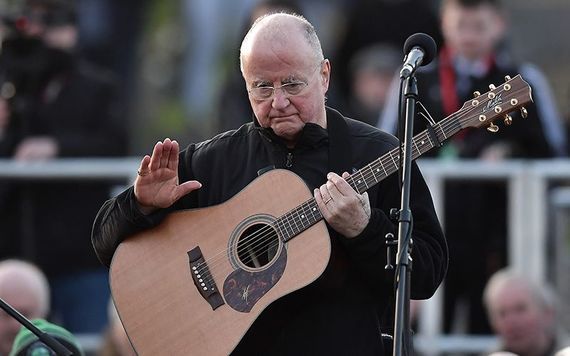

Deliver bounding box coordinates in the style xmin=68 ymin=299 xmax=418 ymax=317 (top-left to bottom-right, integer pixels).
xmin=483 ymin=269 xmax=554 ymax=313
xmin=0 ymin=259 xmax=50 ymax=355
xmin=240 ymin=13 xmax=324 ymax=73
xmin=0 ymin=259 xmax=50 ymax=318
xmin=483 ymin=268 xmax=557 ymax=355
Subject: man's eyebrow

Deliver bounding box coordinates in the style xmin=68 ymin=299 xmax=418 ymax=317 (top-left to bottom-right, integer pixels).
xmin=251 ymin=75 xmax=302 ymax=87
xmin=251 ymin=80 xmax=271 ymax=87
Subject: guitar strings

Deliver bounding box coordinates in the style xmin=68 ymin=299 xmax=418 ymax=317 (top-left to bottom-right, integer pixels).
xmin=193 ymin=84 xmax=520 ymax=287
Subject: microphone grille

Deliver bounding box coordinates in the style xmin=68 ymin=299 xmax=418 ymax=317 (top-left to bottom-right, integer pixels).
xmin=403 ymin=33 xmax=437 ymax=66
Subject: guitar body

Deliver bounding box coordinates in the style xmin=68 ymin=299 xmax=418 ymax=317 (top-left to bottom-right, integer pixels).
xmin=110 ymin=169 xmax=331 ymax=355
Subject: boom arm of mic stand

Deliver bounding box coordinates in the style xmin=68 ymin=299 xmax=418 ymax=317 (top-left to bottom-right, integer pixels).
xmin=392 ymin=75 xmax=417 ymax=356
xmin=0 ymin=298 xmax=73 ymax=355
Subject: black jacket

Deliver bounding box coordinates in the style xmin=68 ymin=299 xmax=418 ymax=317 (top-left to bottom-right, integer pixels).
xmin=92 ymin=107 xmax=447 ymax=355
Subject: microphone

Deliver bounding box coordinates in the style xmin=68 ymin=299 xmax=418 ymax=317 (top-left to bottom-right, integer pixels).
xmin=399 ymin=33 xmax=437 ymax=78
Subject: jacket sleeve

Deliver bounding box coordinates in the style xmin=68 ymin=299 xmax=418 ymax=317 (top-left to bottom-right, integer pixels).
xmin=91 ymin=146 xmax=197 ymax=267
xmin=338 ymin=162 xmax=448 ymax=299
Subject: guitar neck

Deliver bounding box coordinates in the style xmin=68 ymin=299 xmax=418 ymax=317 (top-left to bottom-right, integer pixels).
xmin=276 ymin=114 xmax=462 ymax=242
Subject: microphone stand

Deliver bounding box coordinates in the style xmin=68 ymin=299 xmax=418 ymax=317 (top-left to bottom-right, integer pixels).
xmin=392 ymin=74 xmax=417 ymax=356
xmin=0 ymin=297 xmax=73 ymax=355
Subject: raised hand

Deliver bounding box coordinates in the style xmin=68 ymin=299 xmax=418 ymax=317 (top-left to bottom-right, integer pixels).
xmin=134 ymin=138 xmax=202 ymax=214
xmin=314 ymin=172 xmax=371 ymax=238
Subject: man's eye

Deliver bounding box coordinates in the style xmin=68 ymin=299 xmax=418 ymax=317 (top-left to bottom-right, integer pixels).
xmin=256 ymin=87 xmax=274 ymax=97
xmin=284 ymin=83 xmax=305 ymax=94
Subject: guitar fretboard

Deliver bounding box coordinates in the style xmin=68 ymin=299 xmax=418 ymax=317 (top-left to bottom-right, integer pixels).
xmin=274 ymin=116 xmax=462 ymax=242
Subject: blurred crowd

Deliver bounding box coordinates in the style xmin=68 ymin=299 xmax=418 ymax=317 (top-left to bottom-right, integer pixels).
xmin=0 ymin=0 xmax=569 ymax=355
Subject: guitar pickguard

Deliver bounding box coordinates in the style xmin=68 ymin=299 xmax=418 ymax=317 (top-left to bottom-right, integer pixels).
xmin=223 ymin=248 xmax=287 ymax=312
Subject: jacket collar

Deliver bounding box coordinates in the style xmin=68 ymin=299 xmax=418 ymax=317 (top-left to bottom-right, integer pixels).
xmin=253 ymin=107 xmax=353 ymax=174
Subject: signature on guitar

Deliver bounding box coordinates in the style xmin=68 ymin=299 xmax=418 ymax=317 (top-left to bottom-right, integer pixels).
xmin=241 ymin=285 xmax=251 ymax=303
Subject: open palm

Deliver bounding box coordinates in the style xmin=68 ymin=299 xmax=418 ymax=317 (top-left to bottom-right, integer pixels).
xmin=134 ymin=138 xmax=201 ymax=214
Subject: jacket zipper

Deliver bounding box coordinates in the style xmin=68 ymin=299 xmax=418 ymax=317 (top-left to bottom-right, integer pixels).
xmin=285 ymin=152 xmax=293 ymax=168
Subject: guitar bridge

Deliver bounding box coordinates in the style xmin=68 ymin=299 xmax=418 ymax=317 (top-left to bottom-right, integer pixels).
xmin=188 ymin=246 xmax=224 ymax=310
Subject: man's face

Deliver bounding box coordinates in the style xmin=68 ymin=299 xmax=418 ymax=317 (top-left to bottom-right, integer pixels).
xmin=0 ymin=287 xmax=43 ymax=355
xmin=241 ymin=26 xmax=330 ymax=146
xmin=488 ymin=284 xmax=552 ymax=354
xmin=441 ymin=2 xmax=505 ymax=60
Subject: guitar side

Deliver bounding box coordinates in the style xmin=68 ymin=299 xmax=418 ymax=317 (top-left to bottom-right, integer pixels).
xmin=109 ymin=169 xmax=331 ymax=355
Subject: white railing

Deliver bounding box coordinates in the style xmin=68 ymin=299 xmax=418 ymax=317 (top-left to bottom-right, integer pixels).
xmin=416 ymin=158 xmax=570 ymax=355
xmin=1 ymin=157 xmax=569 ymax=355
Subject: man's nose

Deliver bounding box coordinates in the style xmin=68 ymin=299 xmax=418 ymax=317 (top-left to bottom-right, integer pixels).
xmin=271 ymin=88 xmax=290 ymax=109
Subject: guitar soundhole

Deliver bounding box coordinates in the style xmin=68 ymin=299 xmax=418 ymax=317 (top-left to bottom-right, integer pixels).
xmin=236 ymin=223 xmax=279 ymax=269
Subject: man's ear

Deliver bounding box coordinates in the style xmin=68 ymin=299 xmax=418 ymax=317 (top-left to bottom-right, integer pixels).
xmin=321 ymin=59 xmax=331 ymax=91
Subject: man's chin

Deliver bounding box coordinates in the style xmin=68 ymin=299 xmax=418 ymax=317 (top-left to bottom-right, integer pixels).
xmin=271 ymin=125 xmax=301 ymax=142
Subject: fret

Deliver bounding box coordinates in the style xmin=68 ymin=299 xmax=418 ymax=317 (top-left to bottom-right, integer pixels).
xmin=367 ymin=164 xmax=379 ymax=184
xmin=369 ymin=161 xmax=380 ymax=182
xmin=346 ymin=175 xmax=357 ymax=192
xmin=378 ymin=158 xmax=388 ymax=177
xmin=354 ymin=170 xmax=367 ymax=194
xmin=441 ymin=130 xmax=447 ymax=140
xmin=275 ymin=218 xmax=291 ymax=241
xmin=412 ymin=139 xmax=421 ymax=157
xmin=389 ymin=151 xmax=398 ymax=168
xmin=290 ymin=210 xmax=301 ymax=235
xmin=281 ymin=199 xmax=323 ymax=242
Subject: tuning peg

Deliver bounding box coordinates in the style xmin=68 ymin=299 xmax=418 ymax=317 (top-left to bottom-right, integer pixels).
xmin=504 ymin=75 xmax=512 ymax=81
xmin=504 ymin=114 xmax=513 ymax=126
xmin=473 ymin=91 xmax=481 ymax=97
xmin=521 ymin=107 xmax=528 ymax=118
xmin=489 ymin=84 xmax=496 ymax=90
xmin=487 ymin=123 xmax=499 ymax=133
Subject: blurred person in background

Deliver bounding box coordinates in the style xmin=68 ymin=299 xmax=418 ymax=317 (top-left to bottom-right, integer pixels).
xmin=182 ymin=0 xmax=256 ymax=132
xmin=0 ymin=0 xmax=126 ymax=334
xmin=344 ymin=43 xmax=401 ymax=126
xmin=0 ymin=259 xmax=50 ymax=356
xmin=378 ymin=0 xmax=567 ymax=335
xmin=483 ymin=268 xmax=569 ymax=356
xmin=332 ymin=0 xmax=442 ymax=107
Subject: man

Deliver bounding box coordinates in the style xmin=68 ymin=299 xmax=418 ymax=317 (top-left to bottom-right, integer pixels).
xmin=0 ymin=259 xmax=50 ymax=356
xmin=483 ymin=269 xmax=568 ymax=356
xmin=92 ymin=13 xmax=447 ymax=355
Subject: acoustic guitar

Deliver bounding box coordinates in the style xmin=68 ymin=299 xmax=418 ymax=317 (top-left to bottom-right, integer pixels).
xmin=110 ymin=75 xmax=532 ymax=355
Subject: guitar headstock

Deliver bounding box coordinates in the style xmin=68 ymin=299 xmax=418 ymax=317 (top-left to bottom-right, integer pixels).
xmin=458 ymin=74 xmax=533 ymax=132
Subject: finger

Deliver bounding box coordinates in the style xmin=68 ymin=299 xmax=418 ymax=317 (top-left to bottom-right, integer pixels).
xmin=319 ymin=184 xmax=333 ymax=205
xmin=149 ymin=141 xmax=164 ymax=171
xmin=168 ymin=140 xmax=181 ymax=170
xmin=314 ymin=188 xmax=332 ymax=216
xmin=327 ymin=172 xmax=357 ymax=196
xmin=138 ymin=155 xmax=150 ymax=177
xmin=176 ymin=180 xmax=202 ymax=199
xmin=138 ymin=155 xmax=151 ymax=173
xmin=160 ymin=138 xmax=172 ymax=168
xmin=326 ymin=179 xmax=343 ymax=202
xmin=361 ymin=191 xmax=370 ymax=206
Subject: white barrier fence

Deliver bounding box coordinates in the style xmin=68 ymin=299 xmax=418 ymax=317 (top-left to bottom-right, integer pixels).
xmin=1 ymin=158 xmax=568 ymax=355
